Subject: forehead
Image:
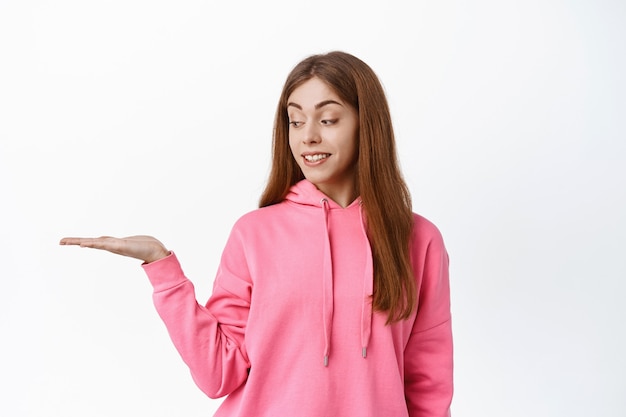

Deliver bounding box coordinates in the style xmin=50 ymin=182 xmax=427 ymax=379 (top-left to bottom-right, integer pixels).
xmin=287 ymin=77 xmax=343 ymax=107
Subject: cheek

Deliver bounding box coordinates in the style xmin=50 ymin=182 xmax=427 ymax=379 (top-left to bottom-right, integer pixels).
xmin=288 ymin=136 xmax=300 ymax=161
xmin=346 ymin=132 xmax=359 ymax=161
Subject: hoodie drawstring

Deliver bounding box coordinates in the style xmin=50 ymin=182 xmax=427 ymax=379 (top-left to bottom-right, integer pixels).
xmin=320 ymin=198 xmax=334 ymax=367
xmin=319 ymin=198 xmax=374 ymax=366
xmin=359 ymin=202 xmax=374 ymax=359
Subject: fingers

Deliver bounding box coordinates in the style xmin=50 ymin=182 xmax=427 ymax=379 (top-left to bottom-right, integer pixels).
xmin=60 ymin=235 xmax=168 ymax=263
xmin=59 ymin=237 xmax=90 ymax=246
xmin=60 ymin=236 xmax=133 ymax=259
xmin=59 ymin=236 xmax=116 ymax=249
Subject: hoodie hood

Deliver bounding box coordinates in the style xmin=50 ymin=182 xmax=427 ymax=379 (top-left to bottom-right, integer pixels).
xmin=285 ymin=180 xmax=373 ymax=366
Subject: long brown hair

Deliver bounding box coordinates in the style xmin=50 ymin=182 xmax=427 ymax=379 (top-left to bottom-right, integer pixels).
xmin=259 ymin=51 xmax=415 ymax=323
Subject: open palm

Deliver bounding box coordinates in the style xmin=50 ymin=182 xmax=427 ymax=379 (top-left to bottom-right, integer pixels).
xmin=59 ymin=235 xmax=170 ymax=263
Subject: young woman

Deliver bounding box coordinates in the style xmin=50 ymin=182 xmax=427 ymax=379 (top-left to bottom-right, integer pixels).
xmin=61 ymin=51 xmax=453 ymax=416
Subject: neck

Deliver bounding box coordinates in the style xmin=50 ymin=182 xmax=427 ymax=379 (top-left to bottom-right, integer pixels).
xmin=315 ymin=182 xmax=357 ymax=208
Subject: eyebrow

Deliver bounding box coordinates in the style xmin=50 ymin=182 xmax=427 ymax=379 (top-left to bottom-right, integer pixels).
xmin=287 ymin=99 xmax=343 ymax=110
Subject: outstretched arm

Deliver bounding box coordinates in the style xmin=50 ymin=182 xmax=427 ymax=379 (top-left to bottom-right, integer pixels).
xmin=60 ymin=234 xmax=252 ymax=398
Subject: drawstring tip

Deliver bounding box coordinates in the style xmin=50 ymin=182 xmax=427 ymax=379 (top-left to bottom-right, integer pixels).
xmin=362 ymin=347 xmax=367 ymax=358
xmin=324 ymin=355 xmax=329 ymax=367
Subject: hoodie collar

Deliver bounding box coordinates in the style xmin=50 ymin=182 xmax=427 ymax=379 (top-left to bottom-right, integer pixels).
xmin=285 ymin=179 xmax=361 ymax=210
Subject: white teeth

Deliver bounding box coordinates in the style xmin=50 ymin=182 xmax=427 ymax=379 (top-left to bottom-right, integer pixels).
xmin=304 ymin=154 xmax=330 ymax=162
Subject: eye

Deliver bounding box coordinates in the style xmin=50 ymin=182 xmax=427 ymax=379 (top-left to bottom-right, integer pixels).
xmin=321 ymin=119 xmax=338 ymax=125
xmin=289 ymin=120 xmax=303 ymax=128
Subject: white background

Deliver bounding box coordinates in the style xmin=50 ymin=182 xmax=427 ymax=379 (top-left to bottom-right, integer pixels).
xmin=1 ymin=1 xmax=625 ymax=416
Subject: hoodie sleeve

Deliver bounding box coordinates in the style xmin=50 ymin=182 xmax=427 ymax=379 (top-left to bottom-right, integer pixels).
xmin=142 ymin=227 xmax=252 ymax=399
xmin=404 ymin=220 xmax=454 ymax=417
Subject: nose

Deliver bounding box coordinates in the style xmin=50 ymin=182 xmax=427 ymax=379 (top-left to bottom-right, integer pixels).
xmin=302 ymin=122 xmax=321 ymax=144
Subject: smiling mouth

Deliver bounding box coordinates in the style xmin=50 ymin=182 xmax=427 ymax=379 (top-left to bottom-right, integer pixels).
xmin=304 ymin=153 xmax=330 ymax=162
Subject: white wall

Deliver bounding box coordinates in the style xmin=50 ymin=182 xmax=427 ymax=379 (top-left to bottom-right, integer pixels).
xmin=1 ymin=1 xmax=624 ymax=415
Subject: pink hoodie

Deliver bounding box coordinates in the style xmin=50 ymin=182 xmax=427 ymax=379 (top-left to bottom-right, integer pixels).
xmin=143 ymin=180 xmax=453 ymax=416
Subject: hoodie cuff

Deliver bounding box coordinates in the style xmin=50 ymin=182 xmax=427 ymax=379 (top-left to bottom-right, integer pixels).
xmin=141 ymin=251 xmax=188 ymax=292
